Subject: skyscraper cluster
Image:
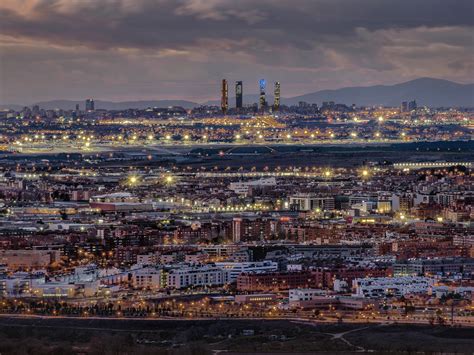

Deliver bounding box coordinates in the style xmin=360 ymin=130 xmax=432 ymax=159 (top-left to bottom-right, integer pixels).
xmin=220 ymin=79 xmax=281 ymax=114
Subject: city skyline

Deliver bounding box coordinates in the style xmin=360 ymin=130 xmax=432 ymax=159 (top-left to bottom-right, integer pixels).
xmin=0 ymin=2 xmax=472 ymax=353
xmin=1 ymin=0 xmax=473 ymax=104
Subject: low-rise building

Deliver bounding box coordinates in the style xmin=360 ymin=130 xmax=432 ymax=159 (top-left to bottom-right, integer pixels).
xmin=353 ymin=276 xmax=435 ymax=298
xmin=215 ymin=261 xmax=278 ymax=282
xmin=167 ymin=265 xmax=229 ymax=289
xmin=237 ymin=271 xmax=316 ymax=292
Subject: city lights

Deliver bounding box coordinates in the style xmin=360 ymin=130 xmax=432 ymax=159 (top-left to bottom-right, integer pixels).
xmin=1 ymin=7 xmax=472 ymax=348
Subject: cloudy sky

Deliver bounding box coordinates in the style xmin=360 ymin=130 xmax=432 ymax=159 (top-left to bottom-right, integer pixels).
xmin=0 ymin=0 xmax=473 ymax=104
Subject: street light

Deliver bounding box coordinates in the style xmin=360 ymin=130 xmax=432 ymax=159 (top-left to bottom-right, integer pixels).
xmin=128 ymin=175 xmax=139 ymax=186
xmin=360 ymin=168 xmax=370 ymax=179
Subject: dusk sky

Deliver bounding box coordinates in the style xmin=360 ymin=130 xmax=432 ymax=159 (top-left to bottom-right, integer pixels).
xmin=0 ymin=0 xmax=473 ymax=104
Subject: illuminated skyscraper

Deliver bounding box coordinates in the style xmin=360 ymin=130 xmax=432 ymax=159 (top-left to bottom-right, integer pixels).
xmin=274 ymin=81 xmax=281 ymax=111
xmin=235 ymin=81 xmax=243 ymax=109
xmin=85 ymin=98 xmax=94 ymax=111
xmin=221 ymin=79 xmax=229 ymax=114
xmin=259 ymin=79 xmax=266 ymax=110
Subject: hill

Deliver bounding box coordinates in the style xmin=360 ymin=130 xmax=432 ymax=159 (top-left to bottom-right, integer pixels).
xmin=205 ymin=78 xmax=474 ymax=108
xmin=285 ymin=78 xmax=474 ymax=107
xmin=2 ymin=78 xmax=472 ymax=110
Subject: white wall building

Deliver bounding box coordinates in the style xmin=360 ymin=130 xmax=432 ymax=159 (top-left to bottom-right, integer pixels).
xmin=353 ymin=276 xmax=436 ymax=298
xmin=132 ymin=267 xmax=163 ymax=290
xmin=289 ymin=288 xmax=327 ymax=302
xmin=289 ymin=193 xmax=335 ymax=211
xmin=229 ymin=177 xmax=276 ymax=195
xmin=167 ymin=265 xmax=229 ymax=289
xmin=214 ymin=261 xmax=278 ymax=282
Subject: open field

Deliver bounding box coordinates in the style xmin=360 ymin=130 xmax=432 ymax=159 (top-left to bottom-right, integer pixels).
xmin=0 ymin=316 xmax=472 ymax=354
xmin=1 ymin=140 xmax=473 ymax=169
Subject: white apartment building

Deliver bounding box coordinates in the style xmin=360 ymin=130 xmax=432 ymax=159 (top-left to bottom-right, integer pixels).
xmin=214 ymin=261 xmax=278 ymax=282
xmin=167 ymin=265 xmax=229 ymax=289
xmin=132 ymin=267 xmax=163 ymax=290
xmin=353 ymin=276 xmax=436 ymax=298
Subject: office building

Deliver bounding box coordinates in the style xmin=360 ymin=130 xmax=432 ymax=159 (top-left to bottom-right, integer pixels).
xmin=274 ymin=81 xmax=281 ymax=111
xmin=235 ymin=81 xmax=243 ymax=109
xmin=85 ymin=98 xmax=95 ymax=111
xmin=259 ymin=79 xmax=266 ymax=110
xmin=289 ymin=193 xmax=335 ymax=211
xmin=401 ymin=100 xmax=417 ymax=112
xmin=401 ymin=101 xmax=408 ymax=112
xmin=221 ymin=79 xmax=228 ymax=114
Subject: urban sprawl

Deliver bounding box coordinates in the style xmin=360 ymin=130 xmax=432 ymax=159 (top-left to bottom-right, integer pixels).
xmin=0 ymin=80 xmax=473 ymax=328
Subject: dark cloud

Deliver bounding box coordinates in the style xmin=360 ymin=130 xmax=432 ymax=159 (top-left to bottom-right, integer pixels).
xmin=0 ymin=0 xmax=472 ymax=103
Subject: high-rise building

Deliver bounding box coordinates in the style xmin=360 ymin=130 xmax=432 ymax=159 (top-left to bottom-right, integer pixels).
xmin=273 ymin=81 xmax=281 ymax=111
xmin=31 ymin=105 xmax=40 ymax=115
xmin=259 ymin=79 xmax=266 ymax=110
xmin=235 ymin=81 xmax=243 ymax=109
xmin=221 ymin=79 xmax=228 ymax=114
xmin=85 ymin=98 xmax=95 ymax=111
xmin=401 ymin=100 xmax=417 ymax=112
xmin=73 ymin=104 xmax=80 ymax=118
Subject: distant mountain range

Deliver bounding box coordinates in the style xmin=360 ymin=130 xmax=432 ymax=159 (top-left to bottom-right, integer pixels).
xmin=285 ymin=78 xmax=474 ymax=107
xmin=205 ymin=78 xmax=474 ymax=108
xmin=2 ymin=78 xmax=473 ymax=110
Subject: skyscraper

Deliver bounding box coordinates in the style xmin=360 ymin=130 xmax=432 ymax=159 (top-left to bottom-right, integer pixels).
xmin=401 ymin=100 xmax=417 ymax=112
xmin=73 ymin=104 xmax=80 ymax=118
xmin=85 ymin=98 xmax=95 ymax=111
xmin=273 ymin=81 xmax=281 ymax=111
xmin=235 ymin=81 xmax=243 ymax=109
xmin=221 ymin=79 xmax=228 ymax=114
xmin=259 ymin=79 xmax=266 ymax=111
xmin=400 ymin=101 xmax=408 ymax=112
